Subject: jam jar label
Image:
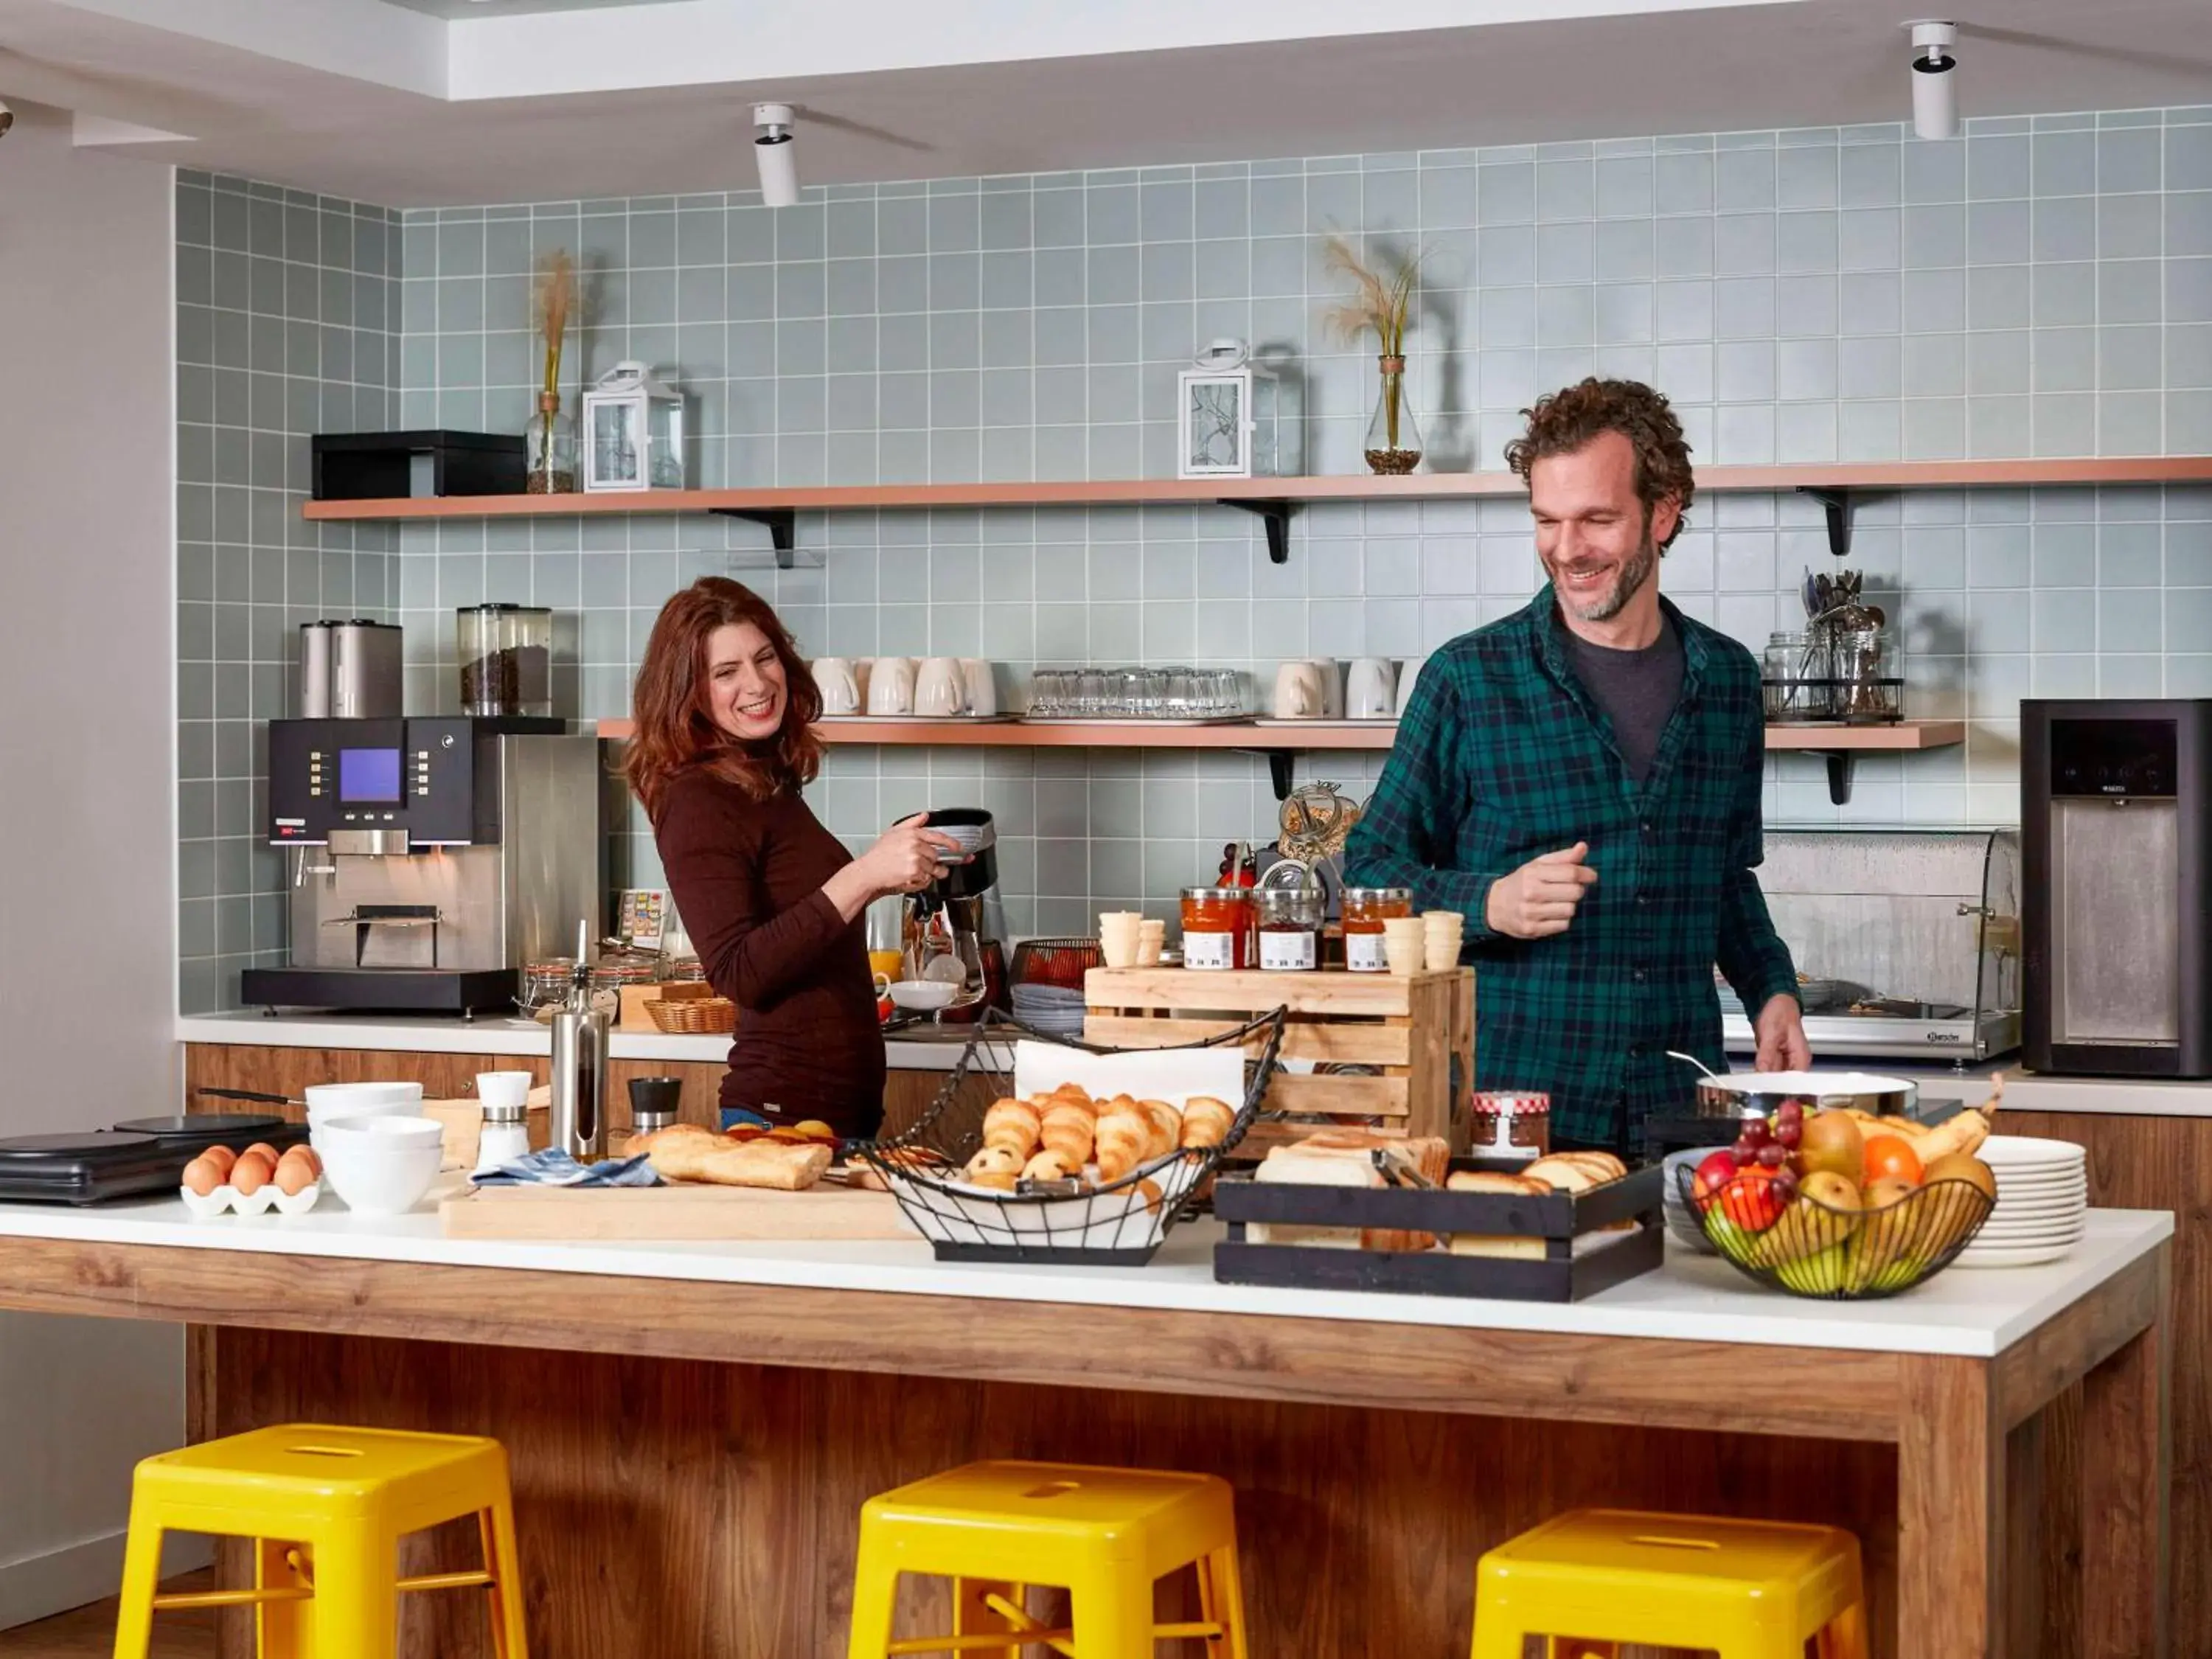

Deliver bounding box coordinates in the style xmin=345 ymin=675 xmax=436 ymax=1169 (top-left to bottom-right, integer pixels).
xmin=1259 ymin=930 xmax=1316 ymax=971
xmin=1346 ymin=933 xmax=1388 ymax=972
xmin=1184 ymin=929 xmax=1238 ymax=971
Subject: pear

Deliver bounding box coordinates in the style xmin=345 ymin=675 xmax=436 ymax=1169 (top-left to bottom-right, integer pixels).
xmin=1795 ymin=1110 xmax=1865 ymax=1184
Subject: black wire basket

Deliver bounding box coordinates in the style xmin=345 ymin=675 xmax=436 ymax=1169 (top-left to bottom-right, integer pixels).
xmin=855 ymin=1008 xmax=1287 ymax=1265
xmin=1676 ymin=1165 xmax=1994 ymax=1298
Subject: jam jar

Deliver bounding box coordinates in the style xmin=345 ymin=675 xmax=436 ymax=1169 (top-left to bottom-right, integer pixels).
xmin=1340 ymin=886 xmax=1413 ymax=973
xmin=1469 ymin=1092 xmax=1551 ymax=1161
xmin=1180 ymin=886 xmax=1253 ymax=971
xmin=1254 ymin=886 xmax=1324 ymax=972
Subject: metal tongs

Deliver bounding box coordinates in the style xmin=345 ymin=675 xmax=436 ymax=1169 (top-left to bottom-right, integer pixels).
xmin=1371 ymin=1145 xmax=1438 ymax=1189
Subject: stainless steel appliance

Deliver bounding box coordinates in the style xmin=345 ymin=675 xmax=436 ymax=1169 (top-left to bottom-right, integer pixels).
xmin=298 ymin=620 xmax=403 ymax=719
xmin=2024 ymin=700 xmax=2212 ymax=1077
xmin=905 ymin=807 xmax=1009 ymax=1022
xmin=1719 ymin=829 xmax=2021 ymax=1065
xmin=240 ymin=716 xmax=601 ymax=1014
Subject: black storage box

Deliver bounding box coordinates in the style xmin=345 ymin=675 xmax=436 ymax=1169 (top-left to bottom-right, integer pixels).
xmin=1212 ymin=1157 xmax=1663 ymax=1302
xmin=312 ymin=431 xmax=525 ymax=501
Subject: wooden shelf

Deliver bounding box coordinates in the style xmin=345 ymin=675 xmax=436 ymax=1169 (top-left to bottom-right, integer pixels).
xmin=1761 ymin=720 xmax=1966 ymax=751
xmin=299 ymin=458 xmax=2212 ymax=523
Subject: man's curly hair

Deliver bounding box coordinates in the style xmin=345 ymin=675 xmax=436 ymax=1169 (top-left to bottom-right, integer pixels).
xmin=1503 ymin=378 xmax=1694 ymax=551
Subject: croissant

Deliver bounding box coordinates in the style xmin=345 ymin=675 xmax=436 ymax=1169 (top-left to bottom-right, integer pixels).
xmin=1022 ymin=1150 xmax=1075 ymax=1183
xmin=1139 ymin=1100 xmax=1181 ymax=1161
xmin=1179 ymin=1096 xmax=1235 ymax=1149
xmin=982 ymin=1098 xmax=1041 ymax=1157
xmin=1093 ymin=1110 xmax=1150 ymax=1183
xmin=963 ymin=1144 xmax=1022 ymax=1191
xmin=1041 ymin=1102 xmax=1096 ymax=1167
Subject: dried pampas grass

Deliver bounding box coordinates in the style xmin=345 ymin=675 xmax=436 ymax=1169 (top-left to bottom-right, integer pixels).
xmin=532 ymin=248 xmax=575 ymax=400
xmin=1319 ymin=234 xmax=1422 ymax=358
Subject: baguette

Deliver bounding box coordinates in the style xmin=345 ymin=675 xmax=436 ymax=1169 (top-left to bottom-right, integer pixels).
xmin=647 ymin=1133 xmax=832 ymax=1192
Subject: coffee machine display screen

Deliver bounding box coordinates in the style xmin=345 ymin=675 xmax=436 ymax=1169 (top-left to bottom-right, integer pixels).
xmin=338 ymin=747 xmax=403 ymax=803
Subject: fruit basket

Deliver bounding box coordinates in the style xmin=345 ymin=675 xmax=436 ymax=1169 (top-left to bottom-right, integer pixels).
xmin=1678 ymin=1165 xmax=1993 ymax=1298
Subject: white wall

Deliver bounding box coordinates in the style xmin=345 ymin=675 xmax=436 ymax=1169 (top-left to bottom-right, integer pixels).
xmin=0 ymin=99 xmax=192 ymax=1627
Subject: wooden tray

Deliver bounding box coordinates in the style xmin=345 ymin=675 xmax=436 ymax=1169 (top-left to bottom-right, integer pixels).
xmin=439 ymin=1181 xmax=910 ymax=1241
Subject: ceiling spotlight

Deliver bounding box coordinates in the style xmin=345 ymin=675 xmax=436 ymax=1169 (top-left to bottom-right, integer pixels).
xmin=1907 ymin=21 xmax=1958 ymax=141
xmin=754 ymin=102 xmax=798 ymax=208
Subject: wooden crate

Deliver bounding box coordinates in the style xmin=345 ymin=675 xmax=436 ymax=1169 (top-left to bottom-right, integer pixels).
xmin=1082 ymin=966 xmax=1474 ymax=1150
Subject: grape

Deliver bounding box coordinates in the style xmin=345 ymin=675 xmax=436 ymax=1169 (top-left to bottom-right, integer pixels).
xmin=1774 ymin=1119 xmax=1803 ymax=1150
xmin=1756 ymin=1141 xmax=1789 ymax=1169
xmin=1771 ymin=1167 xmax=1799 ymax=1201
xmin=1730 ymin=1137 xmax=1757 ymax=1166
xmin=1739 ymin=1117 xmax=1770 ymax=1149
xmin=1775 ymin=1100 xmax=1804 ymax=1128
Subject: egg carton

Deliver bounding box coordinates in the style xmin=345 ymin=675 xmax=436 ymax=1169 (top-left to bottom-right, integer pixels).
xmin=179 ymin=1180 xmax=324 ymax=1219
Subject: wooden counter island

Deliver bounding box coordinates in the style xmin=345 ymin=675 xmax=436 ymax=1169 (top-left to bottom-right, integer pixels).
xmin=0 ymin=1194 xmax=2171 ymax=1659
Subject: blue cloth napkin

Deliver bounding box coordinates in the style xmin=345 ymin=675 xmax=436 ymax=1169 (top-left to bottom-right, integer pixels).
xmin=473 ymin=1150 xmax=661 ymax=1188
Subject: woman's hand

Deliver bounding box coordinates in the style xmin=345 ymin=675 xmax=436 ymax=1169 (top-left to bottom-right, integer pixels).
xmin=857 ymin=813 xmax=965 ymax=898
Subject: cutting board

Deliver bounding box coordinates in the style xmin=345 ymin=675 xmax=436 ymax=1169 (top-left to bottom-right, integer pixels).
xmin=439 ymin=1180 xmax=911 ymax=1241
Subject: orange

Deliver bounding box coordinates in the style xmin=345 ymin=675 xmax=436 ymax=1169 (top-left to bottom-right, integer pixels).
xmin=1862 ymin=1133 xmax=1924 ymax=1186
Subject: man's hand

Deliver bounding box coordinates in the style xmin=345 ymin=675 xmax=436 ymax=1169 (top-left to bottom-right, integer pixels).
xmin=1485 ymin=842 xmax=1599 ymax=940
xmin=1753 ymin=993 xmax=1810 ymax=1071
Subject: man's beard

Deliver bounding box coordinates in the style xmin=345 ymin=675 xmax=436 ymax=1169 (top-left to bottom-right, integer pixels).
xmin=1545 ymin=531 xmax=1659 ymax=624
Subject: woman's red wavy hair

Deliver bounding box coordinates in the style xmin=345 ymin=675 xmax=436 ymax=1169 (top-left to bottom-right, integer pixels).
xmin=622 ymin=577 xmax=824 ymax=824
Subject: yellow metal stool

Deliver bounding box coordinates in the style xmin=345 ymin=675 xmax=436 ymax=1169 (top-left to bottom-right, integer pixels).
xmin=111 ymin=1423 xmax=528 ymax=1659
xmin=1472 ymin=1509 xmax=1869 ymax=1659
xmin=846 ymin=1459 xmax=1251 ymax=1659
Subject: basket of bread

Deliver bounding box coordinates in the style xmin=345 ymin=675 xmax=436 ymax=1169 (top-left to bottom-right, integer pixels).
xmin=1211 ymin=1136 xmax=1663 ymax=1301
xmin=855 ymin=1008 xmax=1287 ymax=1264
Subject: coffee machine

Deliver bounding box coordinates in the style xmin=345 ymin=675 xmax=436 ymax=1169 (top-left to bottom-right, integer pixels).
xmin=2023 ymin=699 xmax=2212 ymax=1077
xmin=905 ymin=807 xmax=1009 ymax=1022
xmin=240 ymin=716 xmax=601 ymax=1015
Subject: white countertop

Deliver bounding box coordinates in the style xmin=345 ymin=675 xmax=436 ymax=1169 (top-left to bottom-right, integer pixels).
xmin=175 ymin=1011 xmax=981 ymax=1072
xmin=0 ymin=1185 xmax=2168 ymax=1360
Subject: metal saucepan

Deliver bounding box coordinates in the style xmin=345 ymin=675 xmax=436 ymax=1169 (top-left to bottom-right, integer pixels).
xmin=1667 ymin=1055 xmax=1917 ymax=1122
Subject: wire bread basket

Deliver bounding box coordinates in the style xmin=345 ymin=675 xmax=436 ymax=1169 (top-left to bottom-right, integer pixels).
xmin=856 ymin=1008 xmax=1287 ymax=1265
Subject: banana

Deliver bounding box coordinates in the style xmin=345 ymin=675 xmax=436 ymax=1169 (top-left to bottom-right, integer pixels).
xmin=1914 ymin=1107 xmax=1990 ymax=1164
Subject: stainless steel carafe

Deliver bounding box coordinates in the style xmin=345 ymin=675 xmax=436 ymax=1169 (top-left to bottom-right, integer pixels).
xmin=548 ymin=950 xmax=611 ymax=1161
xmin=299 ymin=619 xmax=403 ymax=718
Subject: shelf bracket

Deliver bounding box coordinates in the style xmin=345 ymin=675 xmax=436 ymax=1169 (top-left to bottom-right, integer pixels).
xmin=1798 ymin=487 xmax=1852 ymax=560
xmin=1221 ymin=498 xmax=1297 ymax=563
xmin=1267 ymin=751 xmax=1296 ymax=800
xmin=1823 ymin=752 xmax=1855 ymax=806
xmin=712 ymin=507 xmax=797 ymax=569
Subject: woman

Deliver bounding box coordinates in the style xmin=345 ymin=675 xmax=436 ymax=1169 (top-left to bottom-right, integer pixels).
xmin=625 ymin=577 xmax=959 ymax=1138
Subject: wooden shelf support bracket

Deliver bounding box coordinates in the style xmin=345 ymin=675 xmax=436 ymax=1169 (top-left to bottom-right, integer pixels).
xmin=1222 ymin=498 xmax=1297 ymax=563
xmin=712 ymin=507 xmax=797 ymax=568
xmin=1799 ymin=487 xmax=1853 ymax=560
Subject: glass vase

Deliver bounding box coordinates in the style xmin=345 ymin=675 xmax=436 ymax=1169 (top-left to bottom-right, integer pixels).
xmin=526 ymin=393 xmax=576 ymax=494
xmin=1363 ymin=354 xmax=1424 ymax=475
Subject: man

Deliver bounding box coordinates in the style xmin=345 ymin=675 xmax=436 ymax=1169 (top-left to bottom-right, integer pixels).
xmin=1344 ymin=378 xmax=1807 ymax=1152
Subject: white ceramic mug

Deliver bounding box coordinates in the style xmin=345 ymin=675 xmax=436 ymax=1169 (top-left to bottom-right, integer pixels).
xmin=1271 ymin=661 xmax=1324 ymax=719
xmin=916 ymin=657 xmax=966 ymax=717
xmin=866 ymin=656 xmax=917 ymax=716
xmin=959 ymin=658 xmax=998 ymax=717
xmin=1397 ymin=656 xmax=1426 ymax=712
xmin=1307 ymin=658 xmax=1343 ymax=719
xmin=1346 ymin=657 xmax=1395 ymax=720
xmin=813 ymin=657 xmax=860 ymax=715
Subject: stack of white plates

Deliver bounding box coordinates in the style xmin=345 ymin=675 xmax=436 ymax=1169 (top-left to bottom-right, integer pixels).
xmin=1953 ymin=1135 xmax=2088 ymax=1268
xmin=1010 ymin=984 xmax=1086 ymax=1039
xmin=1660 ymin=1146 xmax=1726 ymax=1253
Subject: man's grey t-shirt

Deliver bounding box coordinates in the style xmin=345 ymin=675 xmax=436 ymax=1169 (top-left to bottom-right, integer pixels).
xmin=1559 ymin=613 xmax=1686 ymax=785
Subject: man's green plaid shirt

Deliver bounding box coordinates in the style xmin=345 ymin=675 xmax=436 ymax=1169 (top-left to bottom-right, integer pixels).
xmin=1343 ymin=584 xmax=1799 ymax=1148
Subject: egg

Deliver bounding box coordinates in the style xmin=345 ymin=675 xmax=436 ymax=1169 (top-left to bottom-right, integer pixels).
xmin=181 ymin=1157 xmax=220 ymax=1197
xmin=274 ymin=1158 xmax=317 ymax=1197
xmin=285 ymin=1146 xmax=323 ymax=1180
xmin=241 ymin=1141 xmax=281 ymax=1164
xmin=201 ymin=1145 xmax=238 ymax=1178
xmin=230 ymin=1153 xmax=274 ymax=1196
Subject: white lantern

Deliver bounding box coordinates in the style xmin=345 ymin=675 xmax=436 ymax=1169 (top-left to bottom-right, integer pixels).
xmin=582 ymin=360 xmax=686 ymax=492
xmin=1177 ymin=338 xmax=1278 ymax=479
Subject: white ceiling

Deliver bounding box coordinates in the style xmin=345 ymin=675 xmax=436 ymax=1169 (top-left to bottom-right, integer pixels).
xmin=1 ymin=0 xmax=2209 ymax=206
xmin=378 ymin=0 xmax=681 ymax=18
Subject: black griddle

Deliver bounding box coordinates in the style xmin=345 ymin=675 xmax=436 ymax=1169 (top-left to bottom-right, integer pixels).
xmin=0 ymin=1133 xmax=181 ymax=1206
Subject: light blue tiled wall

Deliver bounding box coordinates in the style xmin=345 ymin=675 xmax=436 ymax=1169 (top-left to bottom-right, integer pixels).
xmin=223 ymin=105 xmax=2212 ymax=945
xmin=176 ymin=172 xmax=403 ymax=1010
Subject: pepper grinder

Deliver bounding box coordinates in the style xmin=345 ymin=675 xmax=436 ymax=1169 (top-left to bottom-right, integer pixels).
xmin=624 ymin=1077 xmax=682 ymax=1154
xmin=549 ymin=919 xmax=611 ymax=1162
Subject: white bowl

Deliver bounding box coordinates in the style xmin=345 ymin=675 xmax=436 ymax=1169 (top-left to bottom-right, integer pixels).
xmin=317 ymin=1137 xmax=442 ymax=1217
xmin=304 ymin=1082 xmax=422 ymax=1130
xmin=315 ymin=1113 xmax=445 ymax=1150
xmin=888 ymin=980 xmax=960 ymax=1012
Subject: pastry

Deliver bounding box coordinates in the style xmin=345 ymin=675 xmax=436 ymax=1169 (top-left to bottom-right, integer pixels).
xmin=1040 ymin=1101 xmax=1096 ymax=1166
xmin=1093 ymin=1110 xmax=1150 ymax=1183
xmin=1139 ymin=1100 xmax=1182 ymax=1161
xmin=1178 ymin=1096 xmax=1236 ymax=1149
xmin=647 ymin=1134 xmax=832 ymax=1192
xmin=982 ymin=1098 xmax=1042 ymax=1157
xmin=961 ymin=1144 xmax=1023 ymax=1191
xmin=1021 ymin=1150 xmax=1074 ymax=1183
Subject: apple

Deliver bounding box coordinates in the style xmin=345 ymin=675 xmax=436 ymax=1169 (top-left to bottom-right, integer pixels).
xmin=1718 ymin=1167 xmax=1787 ymax=1233
xmin=1692 ymin=1150 xmax=1740 ymax=1203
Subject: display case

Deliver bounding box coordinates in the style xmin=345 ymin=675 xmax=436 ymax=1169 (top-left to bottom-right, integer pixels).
xmin=1719 ymin=828 xmax=2021 ymax=1065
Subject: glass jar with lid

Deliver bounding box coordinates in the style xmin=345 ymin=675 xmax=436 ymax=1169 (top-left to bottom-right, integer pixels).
xmin=1254 ymin=886 xmax=1324 ymax=972
xmin=1180 ymin=886 xmax=1253 ymax=971
xmin=456 ymin=603 xmax=554 ymax=717
xmin=1340 ymin=886 xmax=1413 ymax=973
